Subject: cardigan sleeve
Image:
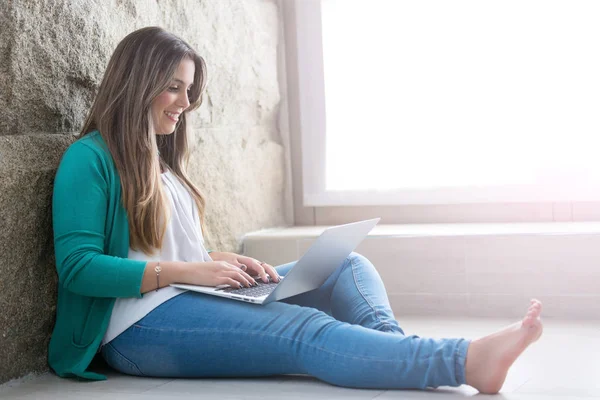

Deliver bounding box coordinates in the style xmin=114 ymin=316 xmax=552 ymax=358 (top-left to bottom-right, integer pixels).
xmin=52 ymin=141 xmax=147 ymax=298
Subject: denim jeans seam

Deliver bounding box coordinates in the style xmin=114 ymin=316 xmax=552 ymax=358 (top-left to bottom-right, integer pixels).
xmin=454 ymin=349 xmax=462 ymax=385
xmin=103 ymin=342 xmax=145 ymax=376
xmin=349 ymin=255 xmax=395 ymax=331
xmin=453 ymin=339 xmax=469 ymax=384
xmin=129 ymin=324 xmax=412 ymax=364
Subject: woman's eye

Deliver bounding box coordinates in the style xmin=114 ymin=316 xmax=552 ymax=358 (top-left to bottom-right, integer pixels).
xmin=168 ymin=86 xmax=179 ymax=92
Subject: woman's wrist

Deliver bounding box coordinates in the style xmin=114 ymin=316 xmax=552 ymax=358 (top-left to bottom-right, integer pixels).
xmin=161 ymin=261 xmax=188 ymax=285
xmin=141 ymin=261 xmax=189 ymax=293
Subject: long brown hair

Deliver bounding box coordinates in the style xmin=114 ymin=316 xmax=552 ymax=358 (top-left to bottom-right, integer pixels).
xmin=80 ymin=27 xmax=208 ymax=254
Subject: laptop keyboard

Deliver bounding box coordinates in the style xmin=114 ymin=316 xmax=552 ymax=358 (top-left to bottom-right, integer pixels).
xmin=217 ymin=277 xmax=283 ymax=298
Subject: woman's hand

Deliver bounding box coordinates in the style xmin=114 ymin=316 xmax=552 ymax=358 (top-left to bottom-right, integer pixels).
xmin=183 ymin=261 xmax=258 ymax=288
xmin=209 ymin=252 xmax=280 ymax=283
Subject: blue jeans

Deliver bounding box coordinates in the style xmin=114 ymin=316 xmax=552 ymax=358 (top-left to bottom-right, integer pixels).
xmin=101 ymin=253 xmax=469 ymax=389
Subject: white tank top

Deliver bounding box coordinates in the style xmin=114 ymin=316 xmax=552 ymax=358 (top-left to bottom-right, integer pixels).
xmin=102 ymin=170 xmax=212 ymax=345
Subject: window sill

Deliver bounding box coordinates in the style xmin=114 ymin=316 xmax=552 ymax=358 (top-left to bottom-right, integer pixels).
xmin=243 ymin=222 xmax=600 ymax=319
xmin=245 ymin=221 xmax=600 ymax=239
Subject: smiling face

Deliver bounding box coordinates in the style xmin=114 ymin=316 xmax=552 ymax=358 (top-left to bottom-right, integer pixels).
xmin=151 ymin=57 xmax=196 ymax=135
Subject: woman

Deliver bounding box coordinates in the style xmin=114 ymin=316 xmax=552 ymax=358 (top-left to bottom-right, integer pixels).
xmin=49 ymin=26 xmax=543 ymax=394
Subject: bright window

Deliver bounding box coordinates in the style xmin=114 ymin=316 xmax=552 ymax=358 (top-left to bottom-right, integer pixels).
xmin=298 ymin=0 xmax=600 ymax=206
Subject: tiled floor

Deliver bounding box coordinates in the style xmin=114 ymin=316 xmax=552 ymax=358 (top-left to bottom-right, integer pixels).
xmin=2 ymin=317 xmax=599 ymax=399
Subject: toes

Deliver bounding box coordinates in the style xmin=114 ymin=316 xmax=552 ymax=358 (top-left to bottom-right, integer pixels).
xmin=524 ymin=308 xmax=539 ymax=324
xmin=526 ymin=305 xmax=542 ymax=320
xmin=524 ymin=299 xmax=543 ymax=321
xmin=529 ymin=299 xmax=543 ymax=314
xmin=528 ymin=305 xmax=539 ymax=312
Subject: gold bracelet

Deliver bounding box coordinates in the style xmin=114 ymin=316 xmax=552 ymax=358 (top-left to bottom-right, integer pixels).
xmin=155 ymin=262 xmax=162 ymax=292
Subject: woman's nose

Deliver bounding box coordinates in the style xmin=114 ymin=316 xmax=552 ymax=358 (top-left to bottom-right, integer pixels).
xmin=178 ymin=92 xmax=190 ymax=109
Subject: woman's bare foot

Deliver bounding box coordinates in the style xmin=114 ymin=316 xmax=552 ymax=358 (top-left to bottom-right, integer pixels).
xmin=465 ymin=299 xmax=543 ymax=394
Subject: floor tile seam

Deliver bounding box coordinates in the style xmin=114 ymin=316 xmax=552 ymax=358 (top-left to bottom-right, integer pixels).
xmin=140 ymin=377 xmax=291 ymax=395
xmin=12 ymin=376 xmax=293 ymax=396
xmin=370 ymin=389 xmax=388 ymax=399
xmin=139 ymin=378 xmax=176 ymax=394
xmin=4 ymin=384 xmax=182 ymax=396
xmin=511 ymin=376 xmax=533 ymax=394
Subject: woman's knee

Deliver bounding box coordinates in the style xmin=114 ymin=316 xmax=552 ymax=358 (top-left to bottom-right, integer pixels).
xmin=346 ymin=251 xmax=372 ymax=267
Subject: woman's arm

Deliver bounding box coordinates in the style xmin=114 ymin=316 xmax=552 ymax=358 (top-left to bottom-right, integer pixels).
xmin=53 ymin=142 xmax=147 ymax=298
xmin=139 ymin=259 xmax=258 ymax=293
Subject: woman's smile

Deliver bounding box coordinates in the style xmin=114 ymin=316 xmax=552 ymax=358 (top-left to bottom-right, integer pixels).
xmin=165 ymin=111 xmax=180 ymax=123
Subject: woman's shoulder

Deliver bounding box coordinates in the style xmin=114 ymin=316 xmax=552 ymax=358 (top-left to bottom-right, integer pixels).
xmin=69 ymin=130 xmax=107 ymax=155
xmin=62 ymin=130 xmax=111 ymax=164
xmin=58 ymin=130 xmax=116 ymax=177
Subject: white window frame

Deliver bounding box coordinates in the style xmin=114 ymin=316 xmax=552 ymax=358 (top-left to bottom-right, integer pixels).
xmin=283 ymin=0 xmax=600 ymax=224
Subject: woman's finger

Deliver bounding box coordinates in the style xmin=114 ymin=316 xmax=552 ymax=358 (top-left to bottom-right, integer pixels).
xmin=221 ymin=277 xmax=243 ymax=289
xmin=224 ymin=270 xmax=253 ymax=288
xmin=220 ymin=262 xmax=256 ymax=286
xmin=250 ymin=260 xmax=269 ymax=283
xmin=239 ymin=268 xmax=257 ymax=285
xmin=261 ymin=263 xmax=280 ymax=283
xmin=235 ymin=268 xmax=258 ymax=286
xmin=224 ymin=262 xmax=251 ymax=278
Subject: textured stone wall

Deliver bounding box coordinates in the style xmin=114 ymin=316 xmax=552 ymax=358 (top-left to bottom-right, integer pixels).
xmin=0 ymin=0 xmax=290 ymax=383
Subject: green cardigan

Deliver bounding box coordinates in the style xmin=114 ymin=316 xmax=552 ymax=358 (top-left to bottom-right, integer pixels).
xmin=49 ymin=131 xmax=147 ymax=380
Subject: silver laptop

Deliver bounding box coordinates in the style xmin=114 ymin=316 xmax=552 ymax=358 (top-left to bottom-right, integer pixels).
xmin=170 ymin=218 xmax=380 ymax=304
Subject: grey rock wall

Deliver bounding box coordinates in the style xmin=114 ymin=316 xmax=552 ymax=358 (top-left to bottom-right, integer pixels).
xmin=0 ymin=135 xmax=74 ymax=383
xmin=0 ymin=0 xmax=290 ymax=383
